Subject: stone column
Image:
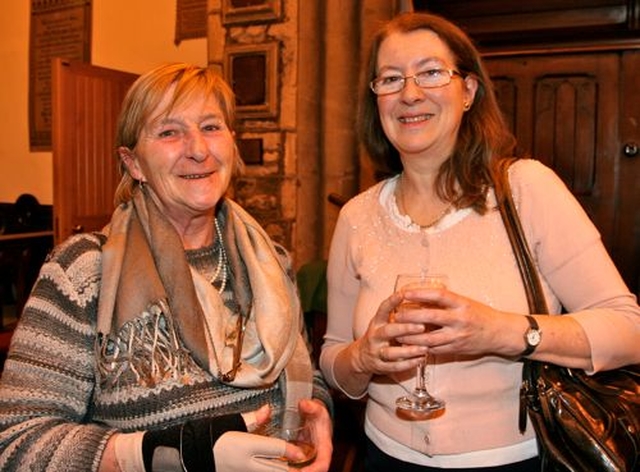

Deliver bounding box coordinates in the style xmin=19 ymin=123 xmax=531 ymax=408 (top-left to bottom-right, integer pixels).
xmin=321 ymin=0 xmax=361 ymax=255
xmin=295 ymin=1 xmax=324 ymax=265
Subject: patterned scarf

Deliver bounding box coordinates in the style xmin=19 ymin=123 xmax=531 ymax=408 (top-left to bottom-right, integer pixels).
xmin=95 ymin=186 xmax=311 ymax=403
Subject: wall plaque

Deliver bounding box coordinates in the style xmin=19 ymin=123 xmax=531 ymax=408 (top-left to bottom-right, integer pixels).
xmin=29 ymin=0 xmax=91 ymax=151
xmin=175 ymin=0 xmax=207 ymax=45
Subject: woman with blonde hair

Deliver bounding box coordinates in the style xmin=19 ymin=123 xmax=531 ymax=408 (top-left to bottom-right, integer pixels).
xmin=0 ymin=63 xmax=333 ymax=472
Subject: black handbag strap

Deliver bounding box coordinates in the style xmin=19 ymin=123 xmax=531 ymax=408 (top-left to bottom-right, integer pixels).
xmin=494 ymin=161 xmax=550 ymax=434
xmin=495 ymin=161 xmax=549 ymax=315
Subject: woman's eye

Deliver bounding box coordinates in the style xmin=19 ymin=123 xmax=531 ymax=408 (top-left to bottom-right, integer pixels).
xmin=158 ymin=129 xmax=175 ymax=138
xmin=424 ymin=69 xmax=445 ymax=77
xmin=380 ymin=75 xmax=402 ymax=85
xmin=202 ymin=123 xmax=221 ymax=132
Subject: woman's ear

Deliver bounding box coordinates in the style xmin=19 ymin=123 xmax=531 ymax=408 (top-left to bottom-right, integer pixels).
xmin=463 ymin=75 xmax=479 ymax=109
xmin=118 ymin=146 xmax=145 ymax=181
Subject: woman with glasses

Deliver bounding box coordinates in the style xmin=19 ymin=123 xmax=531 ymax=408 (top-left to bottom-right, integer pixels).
xmin=0 ymin=63 xmax=333 ymax=472
xmin=319 ymin=12 xmax=640 ymax=472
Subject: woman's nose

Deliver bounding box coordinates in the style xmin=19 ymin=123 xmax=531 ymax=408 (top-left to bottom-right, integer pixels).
xmin=400 ymin=77 xmax=425 ymax=103
xmin=186 ymin=131 xmax=208 ymax=161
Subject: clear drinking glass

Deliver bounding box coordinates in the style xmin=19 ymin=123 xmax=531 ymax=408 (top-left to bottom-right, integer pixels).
xmin=275 ymin=407 xmax=317 ymax=468
xmin=394 ymin=273 xmax=448 ymax=420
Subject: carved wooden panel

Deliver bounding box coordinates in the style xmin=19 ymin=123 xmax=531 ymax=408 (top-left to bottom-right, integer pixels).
xmin=485 ymin=53 xmax=618 ymax=254
xmin=485 ymin=51 xmax=640 ymax=295
xmin=534 ymin=75 xmax=598 ymax=196
xmin=491 ymin=77 xmax=516 ymax=135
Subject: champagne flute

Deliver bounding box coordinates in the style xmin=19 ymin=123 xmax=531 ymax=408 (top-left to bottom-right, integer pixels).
xmin=394 ymin=273 xmax=448 ymax=419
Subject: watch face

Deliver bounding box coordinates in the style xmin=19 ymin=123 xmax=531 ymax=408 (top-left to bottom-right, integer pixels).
xmin=527 ymin=330 xmax=541 ymax=346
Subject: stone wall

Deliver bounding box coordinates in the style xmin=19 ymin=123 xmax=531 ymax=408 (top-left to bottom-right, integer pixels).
xmin=207 ymin=0 xmax=300 ymax=254
xmin=207 ymin=0 xmax=404 ymax=267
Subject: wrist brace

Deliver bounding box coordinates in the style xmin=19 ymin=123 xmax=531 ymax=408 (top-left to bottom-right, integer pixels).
xmin=141 ymin=413 xmax=246 ymax=471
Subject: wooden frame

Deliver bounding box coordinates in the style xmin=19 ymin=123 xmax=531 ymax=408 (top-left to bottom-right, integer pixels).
xmin=222 ymin=0 xmax=281 ymax=26
xmin=237 ymin=137 xmax=264 ymax=165
xmin=225 ymin=42 xmax=279 ymax=119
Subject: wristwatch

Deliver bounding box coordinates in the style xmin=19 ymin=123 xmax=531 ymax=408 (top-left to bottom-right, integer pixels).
xmin=521 ymin=315 xmax=542 ymax=357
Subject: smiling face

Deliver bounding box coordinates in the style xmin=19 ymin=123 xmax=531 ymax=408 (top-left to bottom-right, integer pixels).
xmin=375 ymin=29 xmax=477 ymax=168
xmin=119 ymin=86 xmax=236 ymax=231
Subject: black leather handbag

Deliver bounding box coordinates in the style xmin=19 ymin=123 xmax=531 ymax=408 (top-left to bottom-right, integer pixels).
xmin=496 ymin=163 xmax=640 ymax=472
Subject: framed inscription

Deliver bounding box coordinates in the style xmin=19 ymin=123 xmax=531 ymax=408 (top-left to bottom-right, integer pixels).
xmin=221 ymin=0 xmax=282 ymax=26
xmin=224 ymin=42 xmax=279 ymax=120
xmin=175 ymin=0 xmax=207 ymax=45
xmin=29 ymin=0 xmax=92 ymax=151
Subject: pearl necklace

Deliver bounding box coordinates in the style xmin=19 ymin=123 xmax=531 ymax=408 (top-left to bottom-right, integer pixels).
xmin=204 ymin=216 xmax=246 ymax=383
xmin=211 ymin=217 xmax=228 ymax=293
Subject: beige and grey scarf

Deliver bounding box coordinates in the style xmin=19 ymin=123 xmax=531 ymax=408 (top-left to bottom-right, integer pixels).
xmin=96 ymin=187 xmax=311 ymax=405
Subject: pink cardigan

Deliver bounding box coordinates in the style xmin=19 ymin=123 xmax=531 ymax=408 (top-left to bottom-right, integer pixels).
xmin=320 ymin=159 xmax=640 ymax=464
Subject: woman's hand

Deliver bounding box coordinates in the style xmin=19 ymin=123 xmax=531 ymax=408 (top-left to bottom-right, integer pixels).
xmin=349 ymin=291 xmax=430 ymax=375
xmin=332 ymin=290 xmax=431 ymax=397
xmin=216 ymin=400 xmax=333 ymax=472
xmin=241 ymin=404 xmax=272 ymax=432
xmin=391 ymin=286 xmax=519 ymax=357
xmin=392 ymin=286 xmax=593 ymax=369
xmin=290 ymin=399 xmax=333 ymax=472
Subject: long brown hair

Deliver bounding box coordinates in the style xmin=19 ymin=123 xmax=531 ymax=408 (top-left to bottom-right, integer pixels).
xmin=358 ymin=12 xmax=516 ymax=213
xmin=113 ymin=63 xmax=242 ymax=205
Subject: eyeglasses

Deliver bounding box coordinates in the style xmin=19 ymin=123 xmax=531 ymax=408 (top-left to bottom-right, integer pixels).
xmin=219 ymin=309 xmax=247 ymax=382
xmin=370 ymin=68 xmax=463 ymax=96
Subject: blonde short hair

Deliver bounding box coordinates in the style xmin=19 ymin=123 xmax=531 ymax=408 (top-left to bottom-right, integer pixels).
xmin=114 ymin=63 xmax=242 ymax=205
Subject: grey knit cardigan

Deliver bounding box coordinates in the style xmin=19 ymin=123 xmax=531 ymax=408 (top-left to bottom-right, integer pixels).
xmin=0 ymin=233 xmax=331 ymax=471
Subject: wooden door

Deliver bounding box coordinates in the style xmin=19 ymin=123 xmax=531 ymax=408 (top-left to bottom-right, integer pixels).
xmin=484 ymin=51 xmax=640 ymax=295
xmin=617 ymin=51 xmax=640 ymax=296
xmin=52 ymin=59 xmax=138 ymax=245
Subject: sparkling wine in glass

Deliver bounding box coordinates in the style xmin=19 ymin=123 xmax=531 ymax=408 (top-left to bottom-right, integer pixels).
xmin=394 ymin=273 xmax=448 ymax=420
